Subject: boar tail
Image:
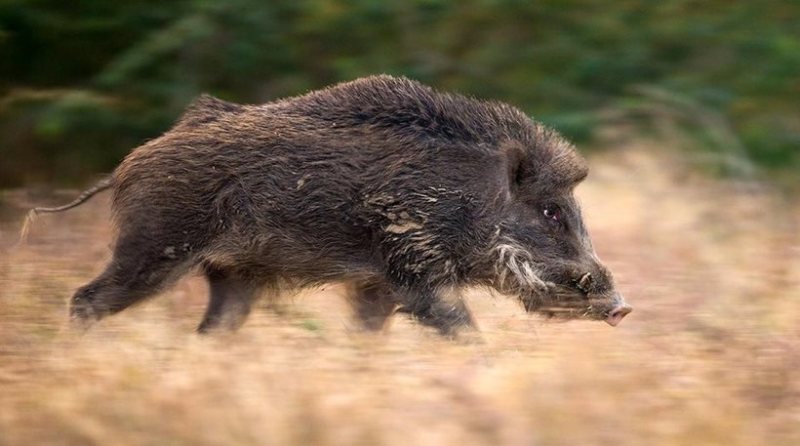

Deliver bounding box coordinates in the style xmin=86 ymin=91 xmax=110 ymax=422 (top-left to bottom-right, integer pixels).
xmin=18 ymin=177 xmax=114 ymax=244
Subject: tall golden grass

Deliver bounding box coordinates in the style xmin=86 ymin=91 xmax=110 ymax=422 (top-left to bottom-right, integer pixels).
xmin=1 ymin=142 xmax=798 ymax=446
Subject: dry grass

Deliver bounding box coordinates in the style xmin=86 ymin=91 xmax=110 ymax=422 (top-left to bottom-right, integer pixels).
xmin=1 ymin=142 xmax=798 ymax=446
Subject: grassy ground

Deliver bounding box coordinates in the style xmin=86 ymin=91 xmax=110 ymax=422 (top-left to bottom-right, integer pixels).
xmin=0 ymin=141 xmax=798 ymax=446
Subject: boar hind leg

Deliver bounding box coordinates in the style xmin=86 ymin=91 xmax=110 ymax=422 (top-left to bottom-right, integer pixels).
xmin=197 ymin=267 xmax=261 ymax=334
xmin=401 ymin=290 xmax=477 ymax=337
xmin=346 ymin=280 xmax=399 ymax=332
xmin=70 ymin=242 xmax=188 ymax=326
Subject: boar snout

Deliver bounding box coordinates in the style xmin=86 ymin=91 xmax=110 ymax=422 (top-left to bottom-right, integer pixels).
xmin=516 ymin=265 xmax=632 ymax=326
xmin=574 ymin=265 xmax=632 ymax=326
xmin=604 ymin=300 xmax=633 ymax=327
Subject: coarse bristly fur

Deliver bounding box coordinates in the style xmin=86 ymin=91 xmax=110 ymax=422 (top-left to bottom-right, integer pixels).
xmin=43 ymin=74 xmax=629 ymax=336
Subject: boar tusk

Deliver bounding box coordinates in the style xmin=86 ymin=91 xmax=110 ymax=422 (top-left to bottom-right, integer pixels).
xmin=577 ymin=272 xmax=593 ymax=294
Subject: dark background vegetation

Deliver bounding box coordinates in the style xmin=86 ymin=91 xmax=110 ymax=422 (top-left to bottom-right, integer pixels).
xmin=1 ymin=0 xmax=798 ymax=187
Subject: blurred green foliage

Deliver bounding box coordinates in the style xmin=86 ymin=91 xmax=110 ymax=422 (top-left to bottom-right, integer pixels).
xmin=1 ymin=0 xmax=798 ymax=186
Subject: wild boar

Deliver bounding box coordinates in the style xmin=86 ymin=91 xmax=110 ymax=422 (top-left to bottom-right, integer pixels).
xmin=25 ymin=75 xmax=631 ymax=336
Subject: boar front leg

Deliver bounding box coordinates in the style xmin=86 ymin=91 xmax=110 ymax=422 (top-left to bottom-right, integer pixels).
xmin=399 ymin=288 xmax=477 ymax=337
xmin=347 ymin=279 xmax=477 ymax=337
xmin=346 ymin=280 xmax=400 ymax=332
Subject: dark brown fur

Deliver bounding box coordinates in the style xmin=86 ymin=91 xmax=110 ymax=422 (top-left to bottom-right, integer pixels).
xmin=52 ymin=75 xmax=629 ymax=335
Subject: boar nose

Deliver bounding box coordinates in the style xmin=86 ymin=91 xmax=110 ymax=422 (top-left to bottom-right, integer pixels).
xmin=604 ymin=304 xmax=632 ymax=327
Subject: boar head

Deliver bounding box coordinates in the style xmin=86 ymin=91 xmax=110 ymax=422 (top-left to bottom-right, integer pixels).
xmin=488 ymin=131 xmax=632 ymax=326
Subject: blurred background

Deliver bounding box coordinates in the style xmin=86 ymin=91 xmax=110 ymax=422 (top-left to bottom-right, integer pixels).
xmin=1 ymin=2 xmax=799 ymax=446
xmin=0 ymin=0 xmax=798 ymax=187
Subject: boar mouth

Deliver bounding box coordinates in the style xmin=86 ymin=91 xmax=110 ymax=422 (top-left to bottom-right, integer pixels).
xmin=519 ymin=282 xmax=619 ymax=323
xmin=538 ymin=304 xmax=603 ymax=322
xmin=537 ymin=302 xmax=619 ymax=323
xmin=519 ymin=283 xmax=588 ymax=312
xmin=538 ymin=305 xmax=621 ymax=323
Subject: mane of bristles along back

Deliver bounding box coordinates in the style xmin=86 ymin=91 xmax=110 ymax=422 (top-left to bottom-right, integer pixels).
xmin=295 ymin=75 xmax=588 ymax=189
xmin=176 ymin=94 xmax=244 ymax=128
xmin=294 ymin=75 xmax=537 ymax=147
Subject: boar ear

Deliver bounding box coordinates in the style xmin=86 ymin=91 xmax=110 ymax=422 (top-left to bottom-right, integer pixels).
xmin=500 ymin=142 xmax=526 ymax=196
xmin=548 ymin=146 xmax=589 ymax=188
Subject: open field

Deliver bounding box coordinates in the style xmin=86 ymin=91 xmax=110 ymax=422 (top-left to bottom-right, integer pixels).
xmin=1 ymin=142 xmax=798 ymax=446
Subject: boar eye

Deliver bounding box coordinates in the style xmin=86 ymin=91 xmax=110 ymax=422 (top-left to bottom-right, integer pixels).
xmin=542 ymin=205 xmax=562 ymax=222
